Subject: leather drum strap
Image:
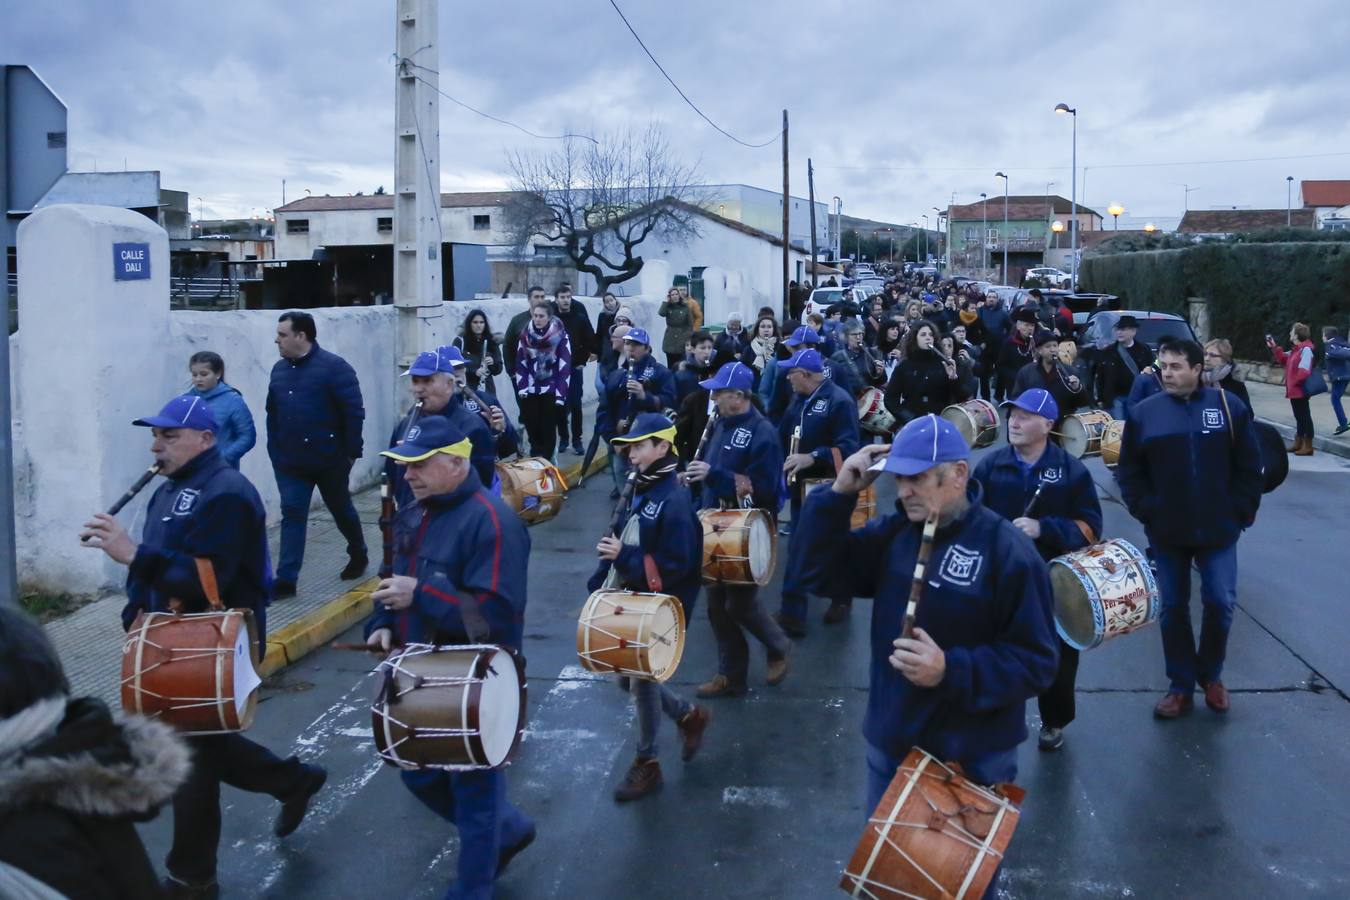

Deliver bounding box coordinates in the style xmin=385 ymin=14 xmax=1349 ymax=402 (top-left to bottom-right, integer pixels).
xmin=194 ymin=557 xmax=225 ymax=611
xmin=829 ymin=447 xmax=844 ymax=474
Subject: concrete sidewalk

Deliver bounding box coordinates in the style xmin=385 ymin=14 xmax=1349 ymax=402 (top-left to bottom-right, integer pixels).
xmin=45 ymin=443 xmax=608 ymax=708
xmin=1244 ymin=380 xmax=1349 ymax=458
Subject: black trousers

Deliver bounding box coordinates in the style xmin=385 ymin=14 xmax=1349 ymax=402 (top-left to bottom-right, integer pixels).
xmin=1037 ymin=637 xmax=1080 ymax=730
xmin=167 ymin=733 xmax=305 ymax=883
xmin=519 ymin=393 xmax=559 ymax=459
xmin=1290 ymin=397 xmax=1314 ymax=439
xmin=556 ymin=367 xmax=586 ymax=447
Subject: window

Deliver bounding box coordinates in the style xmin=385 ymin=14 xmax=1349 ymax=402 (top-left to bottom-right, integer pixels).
xmin=473 ymin=214 xmax=491 ymax=231
xmin=286 ymin=219 xmax=309 ymax=234
xmin=377 ymin=217 xmax=393 ymax=233
xmin=986 ymin=228 xmax=999 ymax=241
xmin=1014 ymin=226 xmax=1031 ymax=239
xmin=963 ymin=226 xmax=979 ymax=240
xmin=47 ymin=131 xmax=67 ymax=149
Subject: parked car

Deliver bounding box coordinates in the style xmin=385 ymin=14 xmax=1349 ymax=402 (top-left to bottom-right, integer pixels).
xmin=804 ymin=286 xmax=866 ymax=318
xmin=984 ymin=285 xmax=1030 ymax=311
xmin=1080 ymin=310 xmax=1195 ymax=352
xmin=1024 ymin=266 xmax=1071 ymax=287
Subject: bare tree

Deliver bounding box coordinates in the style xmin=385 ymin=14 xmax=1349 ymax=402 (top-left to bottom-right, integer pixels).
xmin=503 ymin=125 xmax=708 ymax=297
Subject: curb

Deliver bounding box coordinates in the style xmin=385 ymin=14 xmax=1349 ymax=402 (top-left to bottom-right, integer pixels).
xmin=258 ymin=447 xmax=611 ymax=678
xmin=1257 ymin=418 xmax=1349 ymax=460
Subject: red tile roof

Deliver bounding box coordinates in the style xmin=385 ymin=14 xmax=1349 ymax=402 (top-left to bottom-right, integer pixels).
xmin=949 ymin=195 xmax=1101 ymax=221
xmin=1301 ymin=180 xmax=1350 ymax=208
xmin=276 ymin=191 xmax=518 ymax=212
xmin=1177 ymin=208 xmax=1316 ymax=233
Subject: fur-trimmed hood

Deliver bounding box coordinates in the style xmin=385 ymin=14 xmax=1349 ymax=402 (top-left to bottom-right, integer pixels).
xmin=0 ymin=698 xmax=190 ymax=820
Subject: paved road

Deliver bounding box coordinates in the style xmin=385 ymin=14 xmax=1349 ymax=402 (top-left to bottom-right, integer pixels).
xmin=135 ymin=448 xmax=1350 ymax=899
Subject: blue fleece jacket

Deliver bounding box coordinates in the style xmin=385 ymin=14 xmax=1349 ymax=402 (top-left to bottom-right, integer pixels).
xmin=598 ymin=355 xmax=676 ymax=438
xmin=188 ymin=381 xmax=256 ymax=468
xmin=778 ymin=378 xmax=861 ymax=481
xmin=1325 ymin=337 xmax=1350 ymax=382
xmin=587 ymin=467 xmax=702 ymax=616
xmin=973 ymin=441 xmax=1103 ymax=561
xmin=1117 ymin=386 xmax=1263 ymax=550
xmin=795 ymin=482 xmax=1058 ymax=781
xmin=265 ymin=343 xmax=364 ymax=471
xmin=123 ymin=447 xmax=270 ymax=651
xmin=365 ymin=475 xmax=529 ymax=650
xmin=696 ymin=407 xmax=783 ymax=513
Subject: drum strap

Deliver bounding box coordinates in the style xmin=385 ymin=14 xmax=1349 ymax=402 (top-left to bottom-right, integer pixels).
xmin=1218 ymin=387 xmax=1235 ymax=442
xmin=1073 ymin=520 xmax=1098 ymax=544
xmin=828 ymin=446 xmax=844 ymax=475
xmin=643 ymin=556 xmax=664 ymax=593
xmin=194 ymin=557 xmax=224 ymax=611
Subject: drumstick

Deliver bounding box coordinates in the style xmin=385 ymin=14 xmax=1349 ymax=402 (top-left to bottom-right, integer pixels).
xmin=900 ymin=510 xmax=940 ymax=640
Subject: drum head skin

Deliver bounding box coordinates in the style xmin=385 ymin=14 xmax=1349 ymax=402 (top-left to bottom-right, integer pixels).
xmin=645 ymin=600 xmax=683 ymax=676
xmin=1050 ymin=565 xmax=1096 ymax=649
xmin=1050 ymin=539 xmax=1158 ymax=651
xmin=748 ymin=511 xmax=774 ymax=584
xmin=479 ymin=648 xmax=523 ymax=767
xmin=1060 ymin=417 xmax=1089 ymax=458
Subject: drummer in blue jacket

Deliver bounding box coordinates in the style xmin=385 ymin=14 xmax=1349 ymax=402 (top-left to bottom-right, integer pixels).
xmin=795 ymin=415 xmax=1058 ymax=817
xmin=972 ymin=388 xmax=1103 ymax=752
xmin=682 ymin=362 xmax=792 ymax=699
xmin=587 ymin=412 xmax=712 ymax=803
xmin=777 ymin=347 xmax=861 ymax=633
xmin=366 ymin=415 xmax=535 ymax=900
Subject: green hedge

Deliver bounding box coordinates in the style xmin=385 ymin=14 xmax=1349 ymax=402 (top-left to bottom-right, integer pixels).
xmin=1080 ymin=241 xmax=1350 ymax=358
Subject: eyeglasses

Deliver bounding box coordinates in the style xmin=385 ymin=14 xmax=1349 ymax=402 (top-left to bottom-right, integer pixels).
xmin=1204 ymin=352 xmax=1224 ymax=359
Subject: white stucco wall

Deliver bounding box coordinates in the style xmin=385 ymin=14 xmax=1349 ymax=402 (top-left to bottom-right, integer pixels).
xmin=275 ymin=204 xmax=511 ymax=259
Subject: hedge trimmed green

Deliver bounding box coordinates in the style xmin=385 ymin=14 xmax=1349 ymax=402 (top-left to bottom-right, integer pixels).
xmin=1080 ymin=241 xmax=1350 ymax=358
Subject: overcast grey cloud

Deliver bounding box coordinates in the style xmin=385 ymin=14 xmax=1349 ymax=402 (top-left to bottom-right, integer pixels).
xmin=5 ymin=0 xmax=1349 ymax=228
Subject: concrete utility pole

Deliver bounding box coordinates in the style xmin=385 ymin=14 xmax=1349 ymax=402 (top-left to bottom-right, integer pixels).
xmin=781 ymin=109 xmax=789 ymax=321
xmin=0 ymin=308 xmax=17 ymax=608
xmin=807 ymin=158 xmax=818 ymax=289
xmin=394 ymin=0 xmax=443 ymax=368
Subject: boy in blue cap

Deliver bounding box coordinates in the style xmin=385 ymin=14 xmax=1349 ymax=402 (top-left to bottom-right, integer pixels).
xmin=365 ymin=415 xmax=535 ymax=899
xmin=598 ymin=327 xmax=677 ymax=440
xmin=777 ymin=348 xmax=862 ymax=633
xmin=972 ymin=388 xmax=1103 ymax=751
xmin=587 ymin=412 xmax=711 ymax=801
xmin=682 ymin=362 xmax=792 ymax=698
xmin=795 ymin=414 xmax=1058 ymax=819
xmin=82 ymin=394 xmax=327 ymax=899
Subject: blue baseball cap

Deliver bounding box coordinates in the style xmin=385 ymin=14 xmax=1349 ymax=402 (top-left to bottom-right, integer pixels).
xmin=133 ymin=395 xmax=218 ymax=432
xmin=612 ymin=412 xmax=678 ymax=451
xmin=623 ymin=327 xmax=651 ymax=346
xmin=1003 ymin=388 xmax=1059 ymax=422
xmin=403 ymin=346 xmax=466 ymax=377
xmin=379 ymin=415 xmax=473 ymax=463
xmin=870 ymin=414 xmax=969 ymax=476
xmin=784 ymin=326 xmax=820 ymax=347
xmin=700 ymin=361 xmax=755 ymax=392
xmin=783 ymin=348 xmax=823 ymax=373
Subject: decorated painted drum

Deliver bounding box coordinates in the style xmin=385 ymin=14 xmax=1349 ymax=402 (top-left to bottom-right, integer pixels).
xmin=1049 ymin=538 xmax=1160 ymax=651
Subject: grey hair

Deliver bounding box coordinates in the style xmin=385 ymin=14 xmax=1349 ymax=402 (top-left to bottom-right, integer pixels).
xmin=841 ymin=319 xmax=864 ymax=335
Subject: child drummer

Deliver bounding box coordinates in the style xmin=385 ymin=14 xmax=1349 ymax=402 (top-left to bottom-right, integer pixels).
xmin=681 ymin=362 xmax=793 ymax=698
xmin=587 ymin=412 xmax=712 ymax=801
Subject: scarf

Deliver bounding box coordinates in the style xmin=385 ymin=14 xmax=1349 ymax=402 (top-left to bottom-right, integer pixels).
xmin=959 ymin=309 xmax=979 ymax=326
xmin=750 ymin=336 xmax=778 ymax=370
xmin=0 ymin=696 xmax=66 ymax=763
xmin=634 ymin=451 xmax=680 ymax=493
xmin=1203 ymin=363 xmax=1233 ymax=387
xmin=521 ymin=315 xmax=565 ymax=354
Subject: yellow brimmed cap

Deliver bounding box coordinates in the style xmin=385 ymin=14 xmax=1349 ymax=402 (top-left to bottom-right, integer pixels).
xmin=378 ymin=416 xmax=474 ymax=463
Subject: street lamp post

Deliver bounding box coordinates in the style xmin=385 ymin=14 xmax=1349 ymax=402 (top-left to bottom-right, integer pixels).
xmin=1286 ymin=176 xmax=1294 ymax=227
xmin=979 ymin=194 xmax=987 ymax=273
xmin=832 ymin=195 xmax=842 ymax=259
xmin=1051 ymin=219 xmax=1064 ymax=251
xmin=932 ymin=207 xmax=945 ymax=272
xmin=1054 ymin=102 xmax=1078 ymax=289
xmin=921 ymin=215 xmax=929 ymax=262
xmin=995 ymin=172 xmax=1009 ymax=284
xmin=1108 ymin=202 xmax=1125 ymax=230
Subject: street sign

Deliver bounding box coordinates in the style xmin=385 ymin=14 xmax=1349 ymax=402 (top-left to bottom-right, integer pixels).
xmin=113 ymin=242 xmax=150 ymax=280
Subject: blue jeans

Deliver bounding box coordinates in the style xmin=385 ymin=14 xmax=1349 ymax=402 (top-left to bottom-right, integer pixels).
xmin=1110 ymin=396 xmax=1129 ymax=421
xmin=630 ymin=678 xmax=692 ymax=758
xmin=557 ymin=366 xmax=586 ymax=447
xmin=274 ymin=463 xmax=367 ymax=583
xmin=707 ymin=584 xmax=790 ymax=687
xmin=609 ymin=445 xmax=629 ymax=493
xmin=1331 ymin=379 xmax=1348 ymax=428
xmin=1152 ymin=542 xmax=1239 ymax=694
xmin=401 ymin=768 xmax=534 ymax=900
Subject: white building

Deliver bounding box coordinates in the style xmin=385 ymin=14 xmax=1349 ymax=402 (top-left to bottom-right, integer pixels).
xmin=701 ymin=184 xmax=830 ymax=252
xmin=274 ymin=191 xmax=516 ymax=259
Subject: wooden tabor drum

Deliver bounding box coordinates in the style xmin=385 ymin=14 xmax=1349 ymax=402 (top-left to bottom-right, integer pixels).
xmin=1049 ymin=538 xmax=1160 ymax=651
xmin=699 ymin=508 xmax=776 ymax=586
xmin=576 ymin=590 xmax=686 ymax=683
xmin=496 ymin=457 xmax=568 ymax=525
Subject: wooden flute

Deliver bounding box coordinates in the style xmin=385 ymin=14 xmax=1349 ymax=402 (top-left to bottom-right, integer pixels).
xmin=81 ymin=463 xmax=163 ymax=543
xmin=900 ymin=510 xmax=941 ymax=640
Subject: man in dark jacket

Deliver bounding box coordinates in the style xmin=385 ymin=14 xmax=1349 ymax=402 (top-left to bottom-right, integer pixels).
xmin=713 ymin=312 xmax=752 ymax=369
xmin=973 ymin=389 xmax=1102 ymax=752
xmin=977 ymin=291 xmax=1011 ymax=400
xmin=777 ymin=348 xmax=862 ymax=632
xmin=551 ymin=286 xmax=596 ymax=454
xmin=796 ymin=415 xmax=1057 ymax=816
xmin=366 ymin=416 xmax=535 ymax=899
xmin=1117 ymin=338 xmax=1264 ymax=719
xmin=587 ymin=413 xmax=711 ymax=801
xmin=81 ymin=395 xmax=327 ymax=899
xmin=995 ymin=307 xmax=1037 ymax=402
xmin=598 ymin=328 xmax=676 ymax=440
xmin=266 ymin=311 xmax=367 ymax=597
xmin=1094 ymin=315 xmax=1155 ymax=417
xmin=1012 ymin=329 xmax=1087 ymax=420
xmin=673 ymin=331 xmax=717 ymax=459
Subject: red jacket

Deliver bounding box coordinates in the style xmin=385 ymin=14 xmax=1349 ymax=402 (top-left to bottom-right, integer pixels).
xmin=1272 ymin=340 xmax=1315 ymax=399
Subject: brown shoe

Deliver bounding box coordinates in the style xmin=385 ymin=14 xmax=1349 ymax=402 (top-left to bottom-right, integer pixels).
xmin=823 ymin=599 xmax=852 ymax=625
xmin=1294 ymin=436 xmax=1314 ymax=456
xmin=614 ymin=757 xmax=662 ymax=802
xmin=677 ymin=705 xmax=711 ymax=761
xmin=765 ymin=653 xmax=790 ymax=687
xmin=1153 ymin=692 xmax=1194 ymax=719
xmin=696 ymin=673 xmax=745 ymax=699
xmin=1200 ymin=680 xmax=1230 ymax=713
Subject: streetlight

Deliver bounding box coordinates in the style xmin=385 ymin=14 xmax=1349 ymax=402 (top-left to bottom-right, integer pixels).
xmin=979 ymin=193 xmax=988 ymax=273
xmin=921 ymin=215 xmax=929 ymax=262
xmin=1107 ymin=202 xmax=1125 ymax=230
xmin=1050 ymin=219 xmax=1064 ymax=250
xmin=1054 ymin=102 xmax=1078 ymax=288
xmin=995 ymin=172 xmax=1009 ymax=283
xmin=1286 ymin=176 xmax=1294 ymax=227
xmin=932 ymin=207 xmax=945 ymax=271
xmin=832 ymin=195 xmax=842 ymax=259
xmin=1144 ymin=223 xmax=1156 ymax=233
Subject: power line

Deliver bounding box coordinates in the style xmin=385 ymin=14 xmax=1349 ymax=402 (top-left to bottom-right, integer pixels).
xmin=605 ymin=0 xmax=780 ymax=149
xmin=397 ymin=58 xmax=597 ymax=143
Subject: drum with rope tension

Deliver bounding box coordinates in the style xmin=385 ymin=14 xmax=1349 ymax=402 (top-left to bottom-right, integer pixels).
xmin=699 ymin=508 xmax=776 ymax=586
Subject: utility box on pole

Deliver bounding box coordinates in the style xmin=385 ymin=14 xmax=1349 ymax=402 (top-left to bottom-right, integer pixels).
xmin=393 ymin=0 xmax=443 ymax=368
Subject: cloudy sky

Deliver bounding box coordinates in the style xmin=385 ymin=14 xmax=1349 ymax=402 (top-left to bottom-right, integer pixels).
xmin=6 ymin=1 xmax=1349 ymax=230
